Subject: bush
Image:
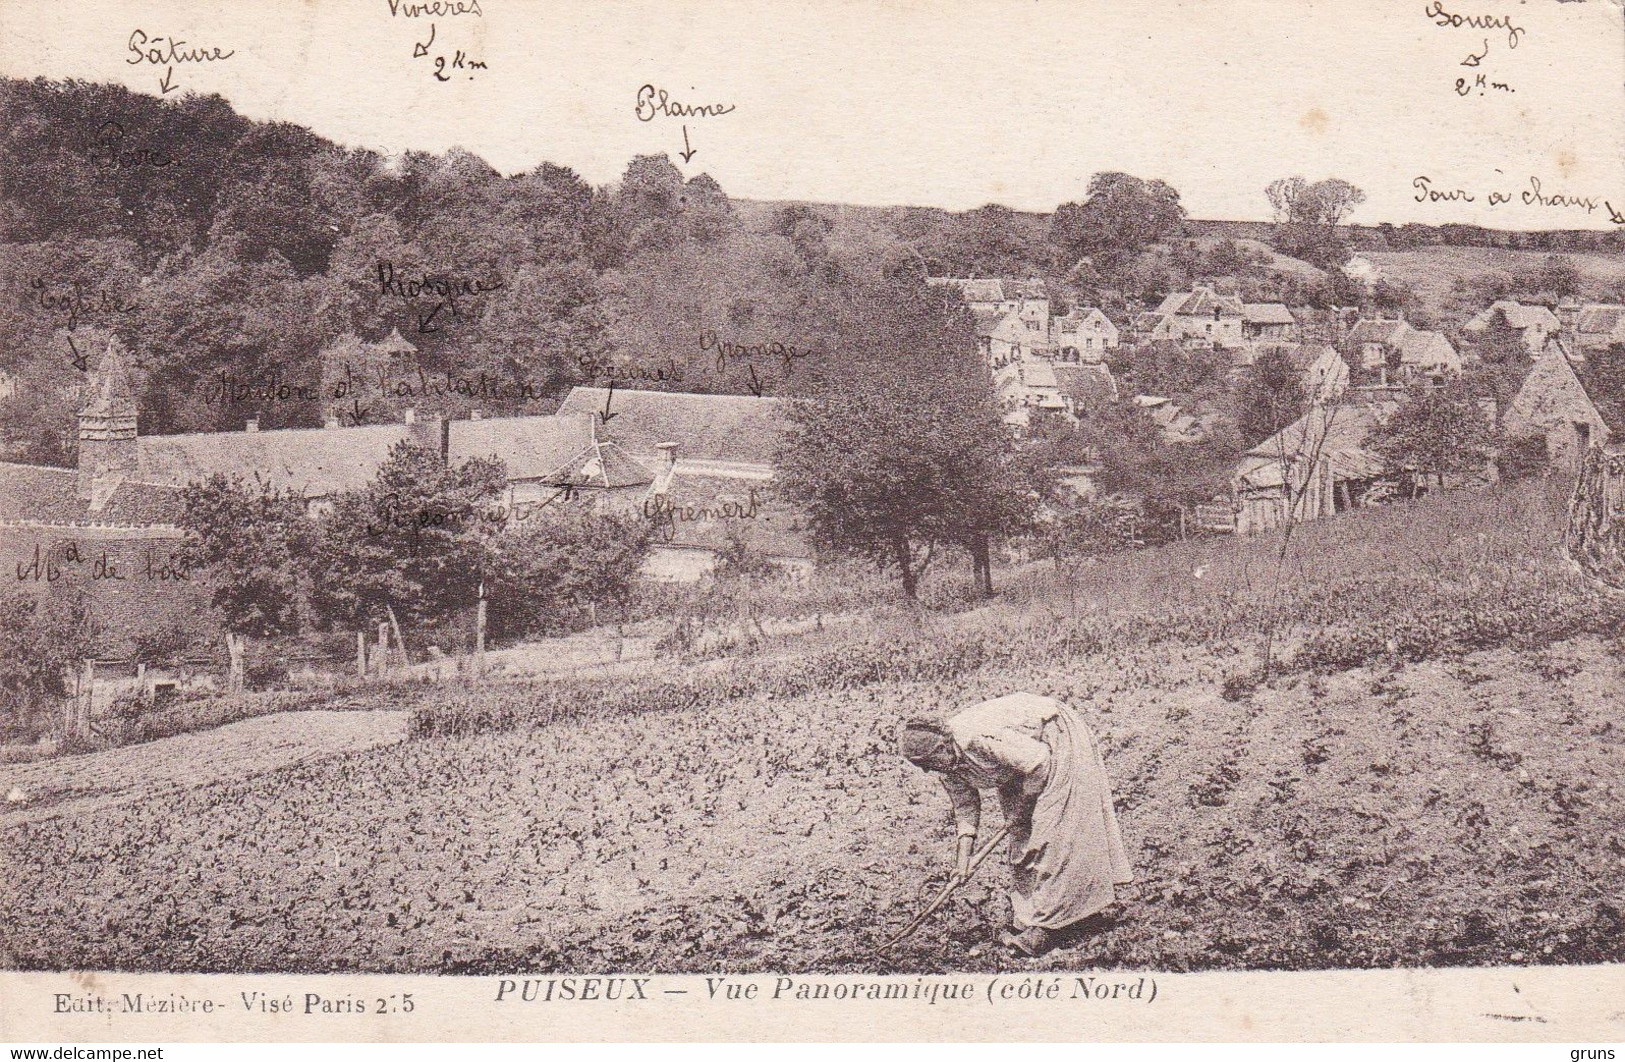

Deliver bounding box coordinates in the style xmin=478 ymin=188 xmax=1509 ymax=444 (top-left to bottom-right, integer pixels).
xmin=484 ymin=505 xmax=652 ymax=641
xmin=0 ymin=593 xmax=95 ymax=743
xmin=1497 ymin=434 xmax=1550 ymax=482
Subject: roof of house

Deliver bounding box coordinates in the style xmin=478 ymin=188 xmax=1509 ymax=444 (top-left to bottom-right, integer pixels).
xmin=1348 ymin=318 xmax=1411 ymax=346
xmin=1397 ymin=329 xmax=1455 ymax=365
xmin=1158 ymin=287 xmax=1244 ymax=318
xmin=1054 ymin=307 xmax=1116 ymax=332
xmin=0 ymin=462 xmax=184 ymax=525
xmin=1466 ymin=300 xmax=1560 ymax=332
xmin=1022 ymin=360 xmax=1060 ymax=389
xmin=925 ymin=278 xmax=1006 ymax=303
xmin=556 ymin=387 xmax=790 ymax=465
xmin=1576 ymin=304 xmax=1625 ymax=335
xmin=0 ymin=463 xmax=85 ymax=522
xmin=1242 ymin=303 xmax=1296 ymax=325
xmin=137 ymin=422 xmax=417 ymax=498
xmin=1239 ymin=401 xmax=1396 ymax=488
xmin=1053 ymin=364 xmax=1119 ymax=406
xmin=546 ymin=439 xmax=656 ymax=490
xmin=447 ymin=413 xmax=594 ymax=481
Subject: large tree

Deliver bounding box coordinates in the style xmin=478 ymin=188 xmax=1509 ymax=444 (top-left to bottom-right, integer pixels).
xmin=1368 ymin=380 xmax=1493 ymax=496
xmin=1265 ymin=176 xmax=1367 ymax=269
xmin=1234 ymin=348 xmax=1309 ymax=448
xmin=178 ymin=473 xmax=315 ymax=689
xmin=1048 ymin=172 xmax=1186 ymax=274
xmin=776 ymin=280 xmax=1039 ymax=597
xmin=309 ymin=442 xmax=507 ymax=630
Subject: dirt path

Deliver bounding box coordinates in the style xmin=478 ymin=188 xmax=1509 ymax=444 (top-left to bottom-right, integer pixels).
xmin=0 ymin=710 xmax=409 ymax=828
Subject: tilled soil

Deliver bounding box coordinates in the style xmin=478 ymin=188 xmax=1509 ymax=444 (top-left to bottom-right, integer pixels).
xmin=1 ymin=636 xmax=1621 ymax=973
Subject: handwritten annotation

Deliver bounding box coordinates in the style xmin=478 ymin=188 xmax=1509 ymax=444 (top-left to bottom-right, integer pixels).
xmin=28 ymin=278 xmax=137 ymax=330
xmin=634 ymin=85 xmax=736 ymax=122
xmin=15 ymin=543 xmax=189 ymax=584
xmin=1412 ymin=174 xmax=1624 ymax=224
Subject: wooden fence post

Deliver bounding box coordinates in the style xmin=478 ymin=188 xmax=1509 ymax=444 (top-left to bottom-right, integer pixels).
xmin=356 ymin=630 xmax=366 ymax=677
xmin=475 ymin=583 xmax=487 ymax=676
xmin=376 ymin=623 xmax=389 ymax=676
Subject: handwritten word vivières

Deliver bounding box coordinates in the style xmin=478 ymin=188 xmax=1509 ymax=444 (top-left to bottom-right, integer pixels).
xmin=1422 ymin=2 xmax=1526 ymax=48
xmin=635 ymin=85 xmax=736 ymax=122
xmin=126 ymin=30 xmax=234 ymax=66
xmin=643 ymin=489 xmax=760 ymax=540
xmin=1412 ymin=175 xmax=1625 ymax=224
xmin=387 ymin=0 xmax=483 ymax=17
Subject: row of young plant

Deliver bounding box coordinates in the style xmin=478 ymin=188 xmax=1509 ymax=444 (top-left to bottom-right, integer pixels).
xmin=412 ymin=486 xmax=1621 ymax=739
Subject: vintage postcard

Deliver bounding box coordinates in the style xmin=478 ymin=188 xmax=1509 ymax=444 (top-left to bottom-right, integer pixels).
xmin=1 ymin=0 xmax=1623 ymax=1045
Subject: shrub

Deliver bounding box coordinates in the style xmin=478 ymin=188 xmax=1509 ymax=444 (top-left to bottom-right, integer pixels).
xmin=0 ymin=592 xmax=96 ymax=743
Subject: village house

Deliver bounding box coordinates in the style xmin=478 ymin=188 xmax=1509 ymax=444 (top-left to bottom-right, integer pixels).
xmin=1570 ymin=304 xmax=1625 ymax=353
xmin=1344 ymin=317 xmax=1460 ymax=386
xmin=1240 ymin=302 xmax=1298 ymax=349
xmin=1223 ymin=400 xmax=1397 ymax=535
xmin=1138 ymin=285 xmax=1245 ymax=348
xmin=1463 ymin=300 xmax=1561 ymax=355
xmin=555 ymin=387 xmax=809 ymax=581
xmin=926 ymin=277 xmax=1049 ymax=323
xmin=1136 ymin=285 xmax=1298 ymax=355
xmin=1502 ymin=339 xmax=1616 ymax=470
xmin=1051 ymin=306 xmax=1119 ymax=361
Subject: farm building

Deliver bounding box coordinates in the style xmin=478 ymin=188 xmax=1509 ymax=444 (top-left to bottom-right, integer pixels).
xmin=1502 ymin=339 xmax=1616 ymax=471
xmin=555 ymin=387 xmax=810 ymax=579
xmin=1051 ymin=306 xmax=1119 ymax=361
xmin=1345 ymin=318 xmax=1460 ymax=386
xmin=1464 ymin=300 xmax=1561 ymax=355
xmin=1569 ymin=304 xmax=1625 ymax=353
xmin=1225 ymin=401 xmax=1396 ymax=535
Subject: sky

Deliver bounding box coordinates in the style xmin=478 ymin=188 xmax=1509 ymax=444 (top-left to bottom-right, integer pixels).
xmin=2 ymin=0 xmax=1623 ymax=227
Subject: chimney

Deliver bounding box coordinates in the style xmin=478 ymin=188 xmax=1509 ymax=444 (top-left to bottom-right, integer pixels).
xmin=403 ymin=408 xmax=416 ymax=425
xmin=470 ymin=409 xmax=482 ymax=420
xmin=656 ymin=441 xmax=678 ymax=474
xmin=245 ymin=417 xmax=259 ymax=432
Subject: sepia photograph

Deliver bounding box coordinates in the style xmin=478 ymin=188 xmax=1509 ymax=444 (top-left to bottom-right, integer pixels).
xmin=0 ymin=0 xmax=1622 ymax=1044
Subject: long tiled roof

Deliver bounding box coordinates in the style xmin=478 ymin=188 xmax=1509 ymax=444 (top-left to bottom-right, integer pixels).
xmin=1242 ymin=302 xmax=1296 ymax=325
xmin=556 ymin=387 xmax=790 ymax=466
xmin=137 ymin=423 xmax=417 ymax=498
xmin=1348 ymin=319 xmax=1410 ymax=346
xmin=1577 ymin=305 xmax=1625 ymax=335
xmin=0 ymin=463 xmax=184 ymax=525
xmin=447 ymin=413 xmax=594 ymax=482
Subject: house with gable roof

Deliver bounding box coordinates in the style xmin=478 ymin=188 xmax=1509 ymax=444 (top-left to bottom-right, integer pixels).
xmin=1464 ymin=300 xmax=1561 ymax=355
xmin=1345 ymin=317 xmax=1460 ymax=386
xmin=1572 ymin=304 xmax=1625 ymax=353
xmin=1502 ymin=338 xmax=1616 ymax=470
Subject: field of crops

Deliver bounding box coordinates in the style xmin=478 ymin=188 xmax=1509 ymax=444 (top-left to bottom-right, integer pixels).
xmin=1 ymin=486 xmax=1622 ymax=973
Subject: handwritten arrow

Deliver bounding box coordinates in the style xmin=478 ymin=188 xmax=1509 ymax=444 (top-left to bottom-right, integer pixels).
xmin=67 ymin=334 xmax=88 ymax=372
xmin=413 ymin=23 xmax=436 ymax=59
xmin=599 ymin=380 xmax=619 ymax=424
xmin=417 ymin=302 xmax=443 ymax=334
xmin=159 ymin=66 xmax=179 ymax=95
xmin=679 ymin=125 xmax=697 ymax=164
xmin=745 ymin=363 xmax=763 ymax=397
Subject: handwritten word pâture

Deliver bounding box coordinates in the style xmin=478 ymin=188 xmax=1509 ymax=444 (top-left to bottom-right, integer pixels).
xmin=1422 ymin=2 xmax=1526 ymax=48
xmin=635 ymin=85 xmax=736 ymax=122
xmin=126 ymin=30 xmax=234 ymax=66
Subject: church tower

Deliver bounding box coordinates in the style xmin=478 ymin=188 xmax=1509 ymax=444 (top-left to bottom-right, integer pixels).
xmin=77 ymin=337 xmax=139 ymax=501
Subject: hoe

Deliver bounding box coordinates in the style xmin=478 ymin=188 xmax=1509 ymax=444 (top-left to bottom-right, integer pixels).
xmin=875 ymin=822 xmax=1013 ymax=956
